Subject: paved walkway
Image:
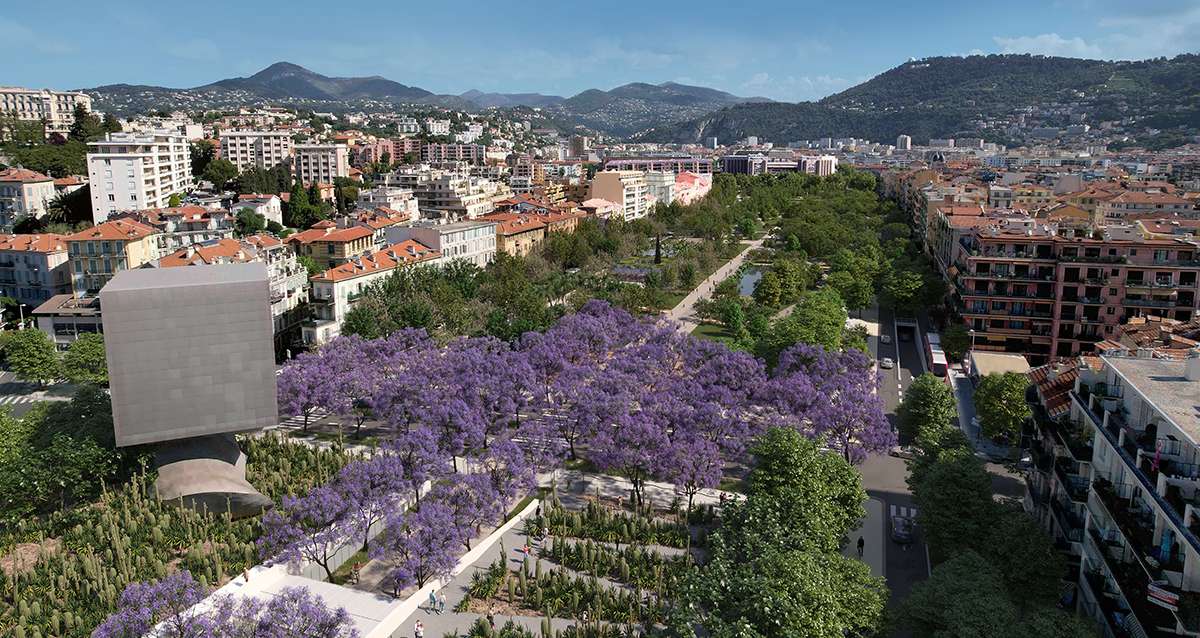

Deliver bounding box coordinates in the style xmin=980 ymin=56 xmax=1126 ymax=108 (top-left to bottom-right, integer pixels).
xmin=948 ymin=368 xmax=1013 ymax=461
xmin=842 ymin=497 xmax=886 ymax=578
xmin=668 ymin=239 xmax=765 ymax=333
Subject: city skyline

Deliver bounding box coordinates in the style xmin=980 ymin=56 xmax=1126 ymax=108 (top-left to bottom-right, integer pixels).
xmin=3 ymin=0 xmax=1197 ymax=102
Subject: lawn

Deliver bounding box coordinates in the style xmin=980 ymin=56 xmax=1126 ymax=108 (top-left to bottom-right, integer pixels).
xmin=691 ymin=322 xmax=734 ymax=344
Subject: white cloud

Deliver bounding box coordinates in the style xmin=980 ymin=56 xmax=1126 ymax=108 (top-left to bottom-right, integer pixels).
xmin=993 ymin=33 xmax=1104 ymax=58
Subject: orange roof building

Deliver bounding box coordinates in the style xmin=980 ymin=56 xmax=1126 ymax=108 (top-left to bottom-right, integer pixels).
xmin=64 ymin=219 xmax=161 ymax=297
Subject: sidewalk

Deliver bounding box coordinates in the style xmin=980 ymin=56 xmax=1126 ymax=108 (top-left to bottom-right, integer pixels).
xmin=668 ymin=239 xmax=764 ymax=333
xmin=948 ymin=367 xmax=1012 ymax=461
xmin=842 ymin=497 xmax=885 ymax=577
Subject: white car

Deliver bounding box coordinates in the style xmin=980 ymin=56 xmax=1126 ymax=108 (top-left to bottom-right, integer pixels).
xmin=880 ymin=334 xmax=893 ymax=345
xmin=880 ymin=357 xmax=895 ymax=369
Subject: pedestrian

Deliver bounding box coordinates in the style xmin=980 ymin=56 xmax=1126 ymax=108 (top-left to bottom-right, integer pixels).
xmin=351 ymin=561 xmax=361 ymax=585
xmin=536 ymin=502 xmax=542 ymax=518
xmin=428 ymin=590 xmax=437 ymax=613
xmin=414 ymin=620 xmax=424 ymax=638
xmin=487 ymin=608 xmax=496 ymax=630
xmin=857 ymin=536 xmax=865 ymax=558
xmin=438 ymin=592 xmax=447 ymax=614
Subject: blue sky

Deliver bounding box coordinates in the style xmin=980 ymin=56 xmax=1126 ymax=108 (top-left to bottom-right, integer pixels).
xmin=3 ymin=0 xmax=1197 ymax=102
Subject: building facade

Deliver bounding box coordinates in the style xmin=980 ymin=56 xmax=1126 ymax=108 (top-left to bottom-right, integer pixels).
xmin=294 ymin=144 xmax=349 ymax=186
xmin=64 ymin=219 xmax=160 ymax=297
xmin=219 ymin=130 xmax=293 ymax=172
xmin=86 ymin=131 xmax=192 ymax=224
xmin=0 ymin=168 xmax=56 ymax=228
xmin=0 ymin=87 xmax=92 ymax=137
xmin=387 ymin=220 xmax=496 ymax=268
xmin=0 ymin=233 xmax=70 ymax=307
xmin=590 ymin=171 xmax=650 ymax=221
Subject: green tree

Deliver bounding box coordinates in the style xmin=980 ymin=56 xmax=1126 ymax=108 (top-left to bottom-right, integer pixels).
xmin=101 ymin=112 xmax=122 ymax=134
xmin=894 ymin=551 xmax=1017 ymax=638
xmin=942 ymin=323 xmax=972 ymax=363
xmin=341 ymin=304 xmax=384 ymax=340
xmin=880 ymin=268 xmax=924 ymax=312
xmin=234 ymin=209 xmax=266 ymax=237
xmin=826 ymin=269 xmax=874 ymax=313
xmin=897 ymin=373 xmax=958 ymax=446
xmin=167 ymin=193 xmax=182 ymax=207
xmin=62 ymin=333 xmax=107 ymax=386
xmin=297 ymin=255 xmax=322 ymax=277
xmin=753 ymin=270 xmax=783 ymax=307
xmin=190 ymin=140 xmax=216 ymax=176
xmin=758 ymin=287 xmax=847 ymax=364
xmin=202 ymin=158 xmax=238 ymax=189
xmin=67 ymin=104 xmax=103 ymax=143
xmin=974 ymin=372 xmax=1031 ymax=441
xmin=982 ymin=503 xmax=1066 ymax=609
xmin=913 ymin=452 xmax=996 ymax=557
xmin=5 ymin=329 xmax=61 ymax=385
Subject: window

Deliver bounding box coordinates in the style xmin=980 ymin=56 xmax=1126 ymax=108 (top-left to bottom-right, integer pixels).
xmin=1107 ymin=307 xmax=1114 ymax=315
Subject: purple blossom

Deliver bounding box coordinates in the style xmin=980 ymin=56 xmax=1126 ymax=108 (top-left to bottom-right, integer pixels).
xmin=370 ymin=502 xmax=461 ymax=595
xmin=331 ymin=453 xmax=407 ymax=552
xmin=258 ymin=485 xmax=352 ymax=581
xmin=428 ymin=473 xmax=505 ymax=549
xmin=384 ymin=426 xmax=449 ymax=507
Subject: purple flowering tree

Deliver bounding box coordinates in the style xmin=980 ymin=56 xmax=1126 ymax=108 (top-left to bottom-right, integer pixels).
xmin=370 ymin=502 xmax=461 ymax=596
xmin=317 ymin=336 xmax=383 ymax=437
xmin=386 ymin=427 xmax=449 ymax=507
xmin=589 ymin=411 xmax=670 ymax=508
xmin=666 ymin=435 xmax=725 ymax=513
xmin=475 ymin=436 xmax=536 ymax=512
xmin=277 ymin=354 xmax=326 ymax=431
xmin=428 ymin=473 xmax=504 ymax=549
xmin=258 ymin=485 xmax=352 ymax=581
xmin=93 ymin=571 xmax=360 ymax=638
xmin=331 ymin=454 xmax=407 ymax=552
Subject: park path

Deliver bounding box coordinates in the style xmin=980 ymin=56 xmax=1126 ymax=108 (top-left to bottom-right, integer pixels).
xmin=668 ymin=239 xmax=765 ymax=333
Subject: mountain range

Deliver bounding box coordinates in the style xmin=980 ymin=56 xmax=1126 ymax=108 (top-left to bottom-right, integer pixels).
xmin=639 ymin=53 xmax=1200 ymax=145
xmin=84 ymin=62 xmax=767 ymax=136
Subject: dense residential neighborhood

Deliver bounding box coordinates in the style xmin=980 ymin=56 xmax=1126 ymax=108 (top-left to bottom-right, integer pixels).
xmin=1 ymin=3 xmax=1199 ymax=638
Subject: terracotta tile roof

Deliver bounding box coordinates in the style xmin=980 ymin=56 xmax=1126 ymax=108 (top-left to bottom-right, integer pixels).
xmin=238 ymin=193 xmax=279 ymax=201
xmin=311 ymin=240 xmax=440 ymax=283
xmin=286 ymin=224 xmax=373 ymax=245
xmin=66 ymin=219 xmax=157 ymax=242
xmin=481 ymin=212 xmax=546 ymax=236
xmin=0 ymin=233 xmax=67 ymax=253
xmin=356 ymin=208 xmax=410 ymax=229
xmin=158 ymin=238 xmax=256 ymax=267
xmin=53 ymin=176 xmax=84 ymax=187
xmin=243 ymin=233 xmax=282 ymax=249
xmin=1028 ymin=361 xmax=1080 ymax=418
xmin=0 ymin=168 xmax=52 ymax=183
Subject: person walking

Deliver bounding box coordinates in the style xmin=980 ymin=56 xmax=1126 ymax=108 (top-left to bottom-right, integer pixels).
xmin=414 ymin=620 xmax=424 ymax=638
xmin=487 ymin=608 xmax=496 ymax=630
xmin=857 ymin=536 xmax=865 ymax=558
xmin=428 ymin=590 xmax=438 ymax=613
xmin=438 ymin=593 xmax=447 ymax=615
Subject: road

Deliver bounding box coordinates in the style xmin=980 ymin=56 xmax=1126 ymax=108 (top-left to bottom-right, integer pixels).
xmin=863 ymin=305 xmax=930 ymax=608
xmin=0 ymin=370 xmax=72 ymax=418
xmin=667 ymin=238 xmax=764 ymax=332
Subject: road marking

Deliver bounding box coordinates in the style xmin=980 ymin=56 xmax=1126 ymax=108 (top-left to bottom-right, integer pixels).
xmin=0 ymin=395 xmax=38 ymax=405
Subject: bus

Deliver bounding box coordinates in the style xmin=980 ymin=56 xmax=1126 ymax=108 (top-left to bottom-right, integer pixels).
xmin=925 ymin=332 xmax=948 ymax=377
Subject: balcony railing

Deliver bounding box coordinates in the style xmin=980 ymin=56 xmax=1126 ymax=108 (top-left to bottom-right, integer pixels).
xmin=1123 ymin=297 xmax=1176 ymax=309
xmin=1061 ymin=254 xmax=1129 ymax=264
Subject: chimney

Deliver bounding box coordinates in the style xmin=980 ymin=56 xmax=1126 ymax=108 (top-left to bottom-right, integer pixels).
xmin=1188 ymin=349 xmax=1200 ymax=382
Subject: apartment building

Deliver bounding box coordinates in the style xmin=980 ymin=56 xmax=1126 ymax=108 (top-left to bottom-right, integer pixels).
xmin=0 ymin=87 xmax=91 ymax=136
xmin=0 ymin=233 xmax=70 ymax=307
xmin=219 ymin=130 xmax=293 ymax=171
xmin=155 ymin=235 xmax=308 ymax=344
xmin=304 ymin=240 xmax=442 ymax=345
xmin=64 ymin=219 xmax=160 ymax=297
xmin=285 ymin=220 xmax=374 ymax=271
xmin=294 ymin=144 xmax=349 ymax=186
xmin=1099 ymin=191 xmax=1195 ymax=220
xmin=0 ymin=168 xmax=56 ymax=228
xmin=589 ymin=171 xmax=650 ymax=221
xmin=396 ymin=117 xmax=420 ymax=134
xmin=798 ymin=155 xmax=838 ymax=176
xmin=644 ymin=171 xmax=676 ymax=206
xmin=116 ymin=206 xmax=237 ymax=256
xmin=896 ymin=135 xmax=912 ymax=151
xmin=602 ymin=155 xmax=714 ymax=174
xmin=674 ymin=171 xmax=713 ymax=205
xmin=231 ymin=194 xmax=283 ymax=226
xmin=346 ymin=208 xmax=412 ymax=248
xmin=358 ymin=186 xmax=419 ymax=218
xmin=422 ymin=143 xmax=485 ymax=165
xmin=86 ymin=131 xmax=192 ymax=224
xmin=424 ymin=119 xmax=451 ymax=136
xmin=387 ymin=168 xmax=507 ymax=221
xmin=954 ymin=219 xmax=1200 ymax=364
xmin=387 ymin=220 xmax=496 ymax=268
xmin=1037 ymin=351 xmax=1200 ymax=637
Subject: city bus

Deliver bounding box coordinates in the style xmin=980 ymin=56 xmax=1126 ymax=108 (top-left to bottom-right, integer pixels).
xmin=925 ymin=332 xmax=948 ymax=377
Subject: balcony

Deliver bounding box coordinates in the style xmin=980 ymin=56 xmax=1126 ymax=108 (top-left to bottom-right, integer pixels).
xmin=1051 ymin=495 xmax=1085 ymax=543
xmin=1123 ymin=297 xmax=1176 ymax=309
xmin=1081 ymin=569 xmax=1134 ymax=638
xmin=1056 ymin=458 xmax=1090 ymax=502
xmin=1125 ymin=280 xmax=1177 ymax=291
xmin=1085 ymin=518 xmax=1181 ymax=634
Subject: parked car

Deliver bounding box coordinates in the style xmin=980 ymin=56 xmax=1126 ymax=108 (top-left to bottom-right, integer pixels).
xmin=880 ymin=357 xmax=895 ymax=369
xmin=891 ymin=515 xmax=915 ymax=545
xmin=880 ymin=334 xmax=893 ymax=345
xmin=889 ymin=445 xmax=917 ymax=460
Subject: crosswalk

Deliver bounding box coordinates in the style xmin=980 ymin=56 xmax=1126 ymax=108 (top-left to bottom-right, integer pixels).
xmin=0 ymin=394 xmax=44 ymax=406
xmin=890 ymin=504 xmax=919 ymax=519
xmin=276 ymin=409 xmax=335 ymax=430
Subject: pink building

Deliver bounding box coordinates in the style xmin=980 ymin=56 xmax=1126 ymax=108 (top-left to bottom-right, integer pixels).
xmin=674 ymin=171 xmax=712 ymax=205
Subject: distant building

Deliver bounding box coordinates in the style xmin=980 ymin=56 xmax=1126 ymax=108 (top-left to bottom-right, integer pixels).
xmin=293 ymin=144 xmax=349 ymax=186
xmin=285 ymin=220 xmax=374 ymax=271
xmin=424 ymin=119 xmax=451 ymax=136
xmin=0 ymin=168 xmax=56 ymax=228
xmin=602 ymin=156 xmax=713 ymax=174
xmin=720 ymin=154 xmax=768 ymax=175
xmin=0 ymin=86 xmax=92 ymax=137
xmin=674 ymin=171 xmax=713 ymax=205
xmin=86 ymin=131 xmax=192 ymax=224
xmin=928 ymin=138 xmax=955 ymax=148
xmin=589 ymin=171 xmax=650 ymax=221
xmin=219 ymin=130 xmax=292 ymax=172
xmin=386 ymin=220 xmax=496 ymax=268
xmin=896 ymin=134 xmax=912 ymax=151
xmin=231 ymin=194 xmax=283 ymax=226
xmin=0 ymin=233 xmax=70 ymax=307
xmin=706 ymin=137 xmax=719 ymax=149
xmin=304 ymin=240 xmax=442 ymax=345
xmin=569 ymin=135 xmax=590 ymax=158
xmin=64 ymin=219 xmax=160 ymax=297
xmin=644 ymin=171 xmax=676 ymax=206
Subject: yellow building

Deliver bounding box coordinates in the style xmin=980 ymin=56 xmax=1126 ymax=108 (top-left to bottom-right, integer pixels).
xmin=65 ymin=219 xmax=160 ymax=297
xmin=284 ymin=220 xmax=375 ymax=270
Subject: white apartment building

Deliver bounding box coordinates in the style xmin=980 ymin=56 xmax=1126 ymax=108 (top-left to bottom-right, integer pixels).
xmin=294 ymin=144 xmax=349 ymax=186
xmin=0 ymin=87 xmax=92 ymax=137
xmin=896 ymin=135 xmax=912 ymax=151
xmin=590 ymin=170 xmax=650 ymax=221
xmin=396 ymin=117 xmax=420 ymax=134
xmin=86 ymin=131 xmax=192 ymax=224
xmin=231 ymin=194 xmax=284 ymax=226
xmin=644 ymin=171 xmax=676 ymax=207
xmin=0 ymin=168 xmax=56 ymax=228
xmin=304 ymin=240 xmax=443 ymax=345
xmin=220 ymin=130 xmax=293 ymax=171
xmin=387 ymin=220 xmax=496 ymax=268
xmin=386 ymin=167 xmax=506 ymax=221
xmin=358 ymin=186 xmax=419 ymax=218
xmin=0 ymin=233 xmax=71 ymax=307
xmin=425 ymin=119 xmax=451 ymax=136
